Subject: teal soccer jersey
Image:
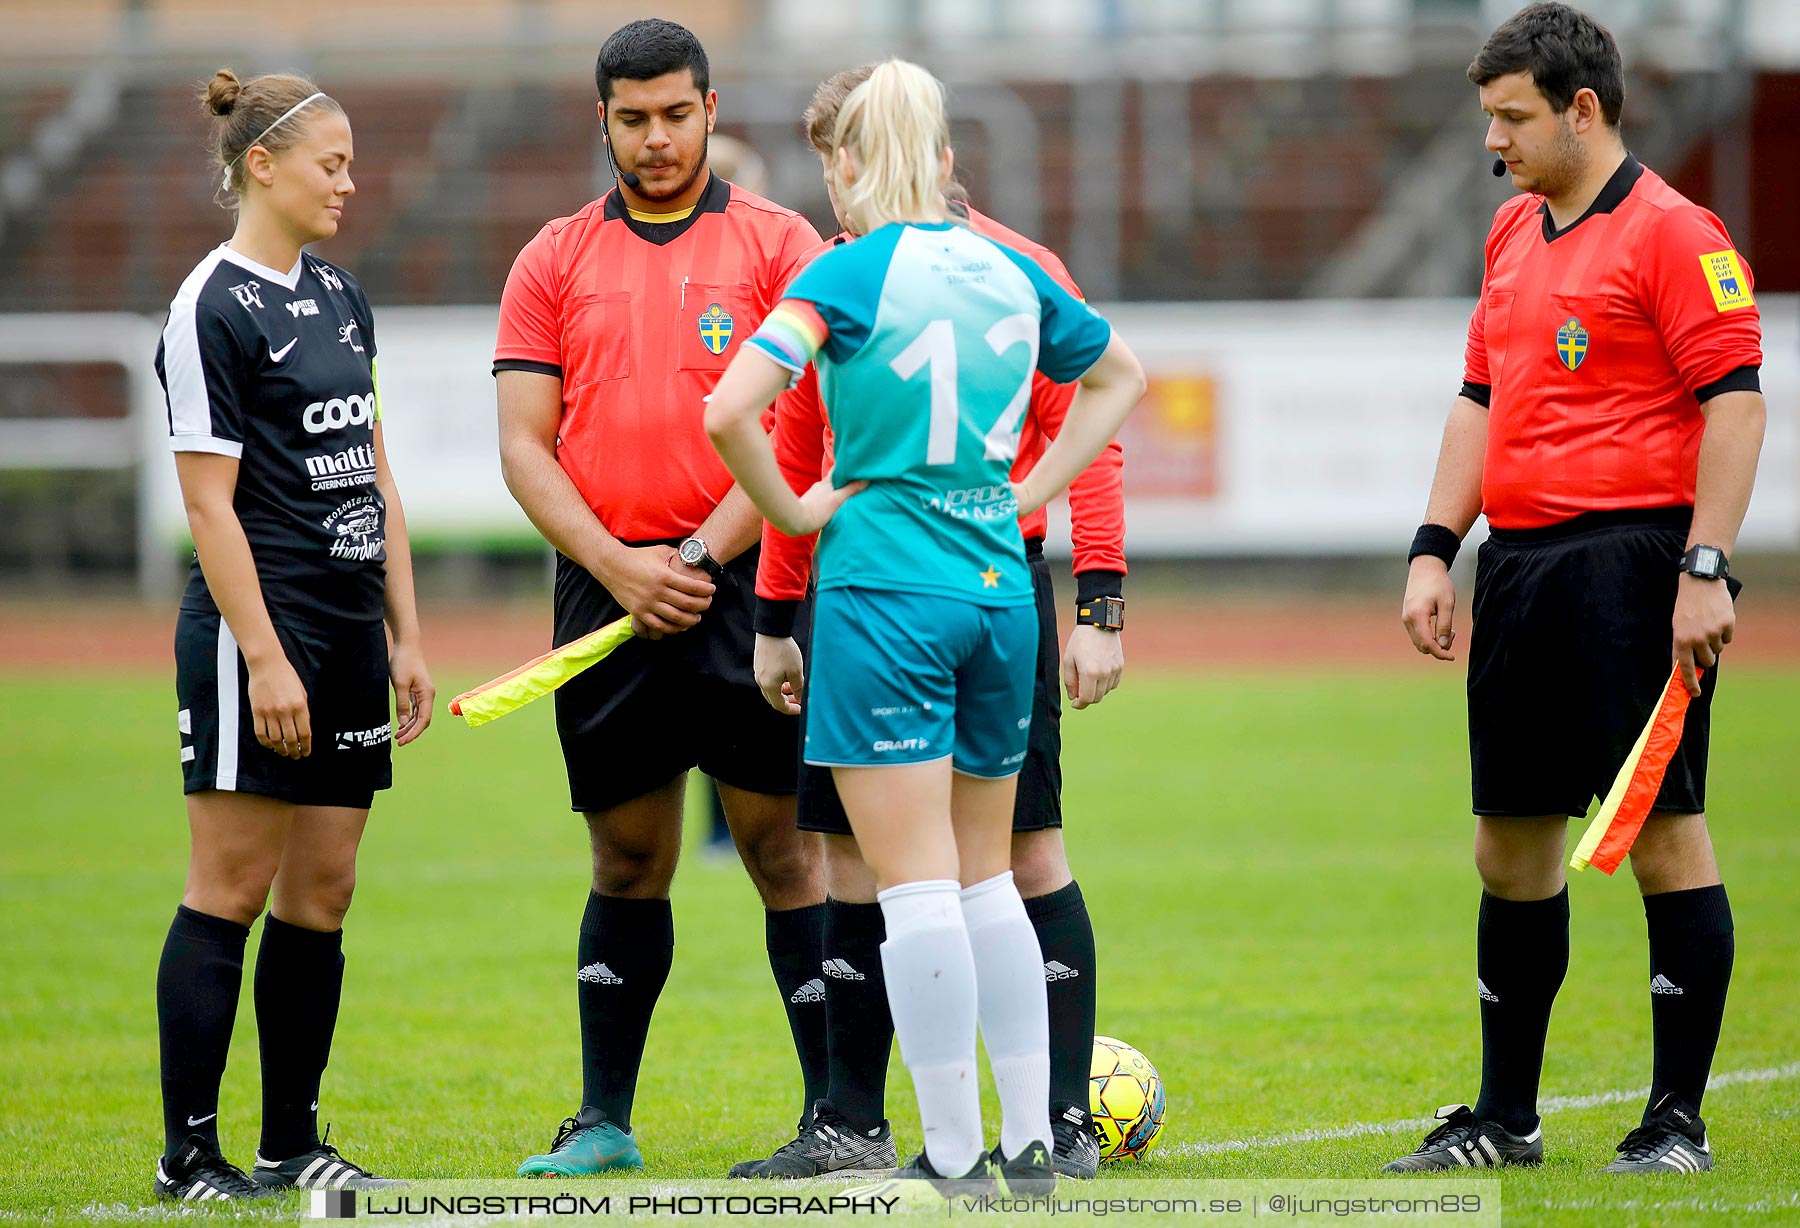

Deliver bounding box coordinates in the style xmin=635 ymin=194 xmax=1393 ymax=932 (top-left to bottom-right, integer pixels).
xmin=748 ymin=220 xmax=1111 ymax=607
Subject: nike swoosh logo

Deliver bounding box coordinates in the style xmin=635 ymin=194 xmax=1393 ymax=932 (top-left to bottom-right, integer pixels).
xmin=187 ymin=1113 xmax=217 ymax=1127
xmin=270 ymin=338 xmax=299 ymax=362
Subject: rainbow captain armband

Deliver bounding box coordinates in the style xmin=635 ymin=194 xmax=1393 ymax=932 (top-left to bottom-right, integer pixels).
xmin=747 ymin=300 xmax=828 ymax=379
xmin=450 ymin=615 xmax=635 ymax=728
xmin=1570 ymin=665 xmax=1697 ymax=875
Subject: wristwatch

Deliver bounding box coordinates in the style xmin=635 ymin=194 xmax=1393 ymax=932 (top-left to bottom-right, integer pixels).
xmin=677 ymin=536 xmax=725 ymax=579
xmin=1679 ymin=544 xmax=1730 ymax=581
xmin=1076 ymin=595 xmax=1126 ymax=632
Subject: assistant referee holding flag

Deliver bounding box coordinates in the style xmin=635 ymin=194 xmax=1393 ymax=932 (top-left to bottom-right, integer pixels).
xmin=1394 ymin=3 xmax=1763 ymax=1175
xmin=493 ymin=19 xmax=826 ymax=1175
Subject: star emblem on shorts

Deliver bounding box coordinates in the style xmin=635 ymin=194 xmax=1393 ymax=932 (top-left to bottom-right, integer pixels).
xmin=980 ymin=564 xmax=1001 ymax=588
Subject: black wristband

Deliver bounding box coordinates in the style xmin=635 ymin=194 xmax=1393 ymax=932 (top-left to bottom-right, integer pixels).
xmin=1075 ymin=569 xmax=1126 ymax=606
xmin=1408 ymin=523 xmax=1461 ymax=568
xmin=753 ymin=597 xmax=800 ymax=639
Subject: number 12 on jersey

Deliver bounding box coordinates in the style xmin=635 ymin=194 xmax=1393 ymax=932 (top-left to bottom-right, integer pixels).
xmin=889 ymin=315 xmax=1038 ymax=466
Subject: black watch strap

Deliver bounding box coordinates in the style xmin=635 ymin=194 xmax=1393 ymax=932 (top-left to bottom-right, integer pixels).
xmin=1679 ymin=544 xmax=1730 ymax=581
xmin=1076 ymin=595 xmax=1126 ymax=631
xmin=679 ymin=536 xmax=725 ymax=578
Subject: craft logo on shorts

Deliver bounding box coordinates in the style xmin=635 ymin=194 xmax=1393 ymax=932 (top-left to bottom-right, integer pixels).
xmin=323 ymin=495 xmax=385 ymax=562
xmin=304 ymin=392 xmax=377 ymax=434
xmin=1700 ymin=249 xmax=1754 ymax=312
xmin=229 ymin=280 xmax=263 ymax=310
xmin=311 ymin=262 xmax=344 ymax=293
xmin=697 ymin=303 xmax=734 ymax=355
xmin=336 ymin=724 xmax=390 ymax=751
xmin=1555 ymin=316 xmax=1589 ymax=372
xmin=873 ymin=738 xmax=929 ymax=753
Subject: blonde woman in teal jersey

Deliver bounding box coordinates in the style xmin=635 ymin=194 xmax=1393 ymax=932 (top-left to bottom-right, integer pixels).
xmin=706 ymin=60 xmax=1144 ymax=1195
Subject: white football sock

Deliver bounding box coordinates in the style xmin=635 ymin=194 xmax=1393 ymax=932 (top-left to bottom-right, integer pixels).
xmin=877 ymin=878 xmax=983 ymax=1176
xmin=962 ymin=870 xmax=1052 ymax=1158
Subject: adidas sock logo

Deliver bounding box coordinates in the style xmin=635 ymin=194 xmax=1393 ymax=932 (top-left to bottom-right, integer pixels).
xmin=1044 ymin=960 xmax=1080 ymax=981
xmin=790 ymin=977 xmax=826 ymax=1004
xmin=1478 ymin=978 xmax=1500 ymax=1003
xmin=822 ymin=959 xmax=864 ymax=981
xmin=577 ymin=962 xmax=623 ymax=985
xmin=1650 ymin=974 xmax=1684 ymax=995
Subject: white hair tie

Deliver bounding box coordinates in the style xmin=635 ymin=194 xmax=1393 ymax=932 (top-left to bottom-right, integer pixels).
xmin=223 ymin=91 xmax=326 ymax=188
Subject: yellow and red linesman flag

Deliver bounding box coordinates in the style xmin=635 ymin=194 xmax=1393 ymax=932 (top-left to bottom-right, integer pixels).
xmin=450 ymin=615 xmax=635 ymax=728
xmin=1570 ymin=665 xmax=1699 ymax=875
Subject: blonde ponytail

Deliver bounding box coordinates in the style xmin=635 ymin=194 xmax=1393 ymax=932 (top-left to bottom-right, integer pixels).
xmin=831 ymin=59 xmax=949 ymax=234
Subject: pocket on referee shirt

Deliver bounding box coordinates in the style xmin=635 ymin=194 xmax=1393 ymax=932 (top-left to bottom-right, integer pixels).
xmin=561 ymin=292 xmax=632 ymax=387
xmin=678 ymin=285 xmax=754 ymax=372
xmin=1544 ymin=292 xmax=1629 ymax=396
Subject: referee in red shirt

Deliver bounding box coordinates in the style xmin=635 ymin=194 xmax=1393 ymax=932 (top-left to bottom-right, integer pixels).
xmin=727 ymin=65 xmax=1127 ymax=1182
xmin=492 ymin=20 xmax=827 ymax=1175
xmin=1394 ymin=4 xmax=1763 ymax=1175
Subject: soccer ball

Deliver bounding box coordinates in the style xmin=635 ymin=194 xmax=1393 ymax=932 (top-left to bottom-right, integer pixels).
xmin=1089 ymin=1035 xmax=1166 ymax=1162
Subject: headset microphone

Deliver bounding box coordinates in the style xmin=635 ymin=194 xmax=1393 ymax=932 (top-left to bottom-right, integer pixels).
xmin=601 ymin=124 xmax=640 ymax=189
xmin=1492 ymin=158 xmax=1507 ymax=177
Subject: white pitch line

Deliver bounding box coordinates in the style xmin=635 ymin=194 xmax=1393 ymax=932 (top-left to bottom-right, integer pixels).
xmin=1169 ymin=1060 xmax=1800 ymax=1158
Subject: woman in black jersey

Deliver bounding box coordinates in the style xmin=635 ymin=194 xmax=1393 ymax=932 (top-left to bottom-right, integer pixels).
xmin=150 ymin=68 xmax=432 ymax=1201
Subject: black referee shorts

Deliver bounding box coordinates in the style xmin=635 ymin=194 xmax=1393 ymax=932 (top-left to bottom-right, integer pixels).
xmin=552 ymin=543 xmax=803 ymax=814
xmin=797 ymin=541 xmax=1064 ymax=836
xmin=1468 ymin=509 xmax=1740 ymax=819
xmin=174 ymin=606 xmax=391 ymax=809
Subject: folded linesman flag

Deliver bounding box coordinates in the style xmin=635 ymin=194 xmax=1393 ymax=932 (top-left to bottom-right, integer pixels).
xmin=1570 ymin=664 xmax=1700 ymax=876
xmin=450 ymin=615 xmax=635 ymax=728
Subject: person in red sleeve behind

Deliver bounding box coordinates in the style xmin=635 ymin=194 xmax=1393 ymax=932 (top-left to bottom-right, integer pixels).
xmin=727 ymin=65 xmax=1128 ymax=1183
xmin=492 ymin=19 xmax=829 ymax=1176
xmin=1394 ymin=3 xmax=1763 ymax=1177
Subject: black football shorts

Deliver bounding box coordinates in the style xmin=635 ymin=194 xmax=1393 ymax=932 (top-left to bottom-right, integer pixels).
xmin=174 ymin=605 xmax=391 ymax=809
xmin=1467 ymin=509 xmax=1739 ymax=818
xmin=552 ymin=543 xmax=802 ymax=814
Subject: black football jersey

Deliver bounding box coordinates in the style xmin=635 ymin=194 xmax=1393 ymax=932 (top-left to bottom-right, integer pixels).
xmin=156 ymin=244 xmax=386 ymax=625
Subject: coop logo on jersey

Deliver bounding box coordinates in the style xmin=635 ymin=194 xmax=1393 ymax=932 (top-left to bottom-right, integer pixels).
xmin=311 ymin=262 xmax=343 ymax=293
xmin=1699 ymin=249 xmax=1754 ymax=312
xmin=337 ymin=320 xmax=364 ymax=352
xmin=304 ymin=442 xmax=377 ymax=492
xmin=322 ymin=495 xmax=384 ymax=562
xmin=286 ymin=299 xmax=319 ymax=317
xmin=697 ymin=303 xmax=734 ymax=355
xmin=229 ymin=281 xmax=263 ymax=310
xmin=1555 ymin=316 xmax=1589 ymax=371
xmin=303 ymin=392 xmax=377 ymax=434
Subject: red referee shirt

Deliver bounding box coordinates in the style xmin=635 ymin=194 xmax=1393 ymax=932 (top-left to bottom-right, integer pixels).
xmin=1464 ymin=157 xmax=1762 ymax=530
xmin=756 ymin=203 xmax=1127 ymax=609
xmin=495 ymin=173 xmax=822 ymax=541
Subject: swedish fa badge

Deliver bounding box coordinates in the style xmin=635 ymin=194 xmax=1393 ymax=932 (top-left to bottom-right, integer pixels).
xmin=698 ymin=303 xmax=734 ymax=355
xmin=1556 ymin=316 xmax=1589 ymax=371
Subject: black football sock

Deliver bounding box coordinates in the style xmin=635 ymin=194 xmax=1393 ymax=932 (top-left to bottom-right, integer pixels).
xmin=766 ymin=903 xmax=830 ymax=1129
xmin=158 ymin=905 xmax=250 ymax=1157
xmin=254 ymin=915 xmax=345 ymax=1159
xmin=822 ymin=898 xmax=892 ymax=1136
xmin=1024 ymin=881 xmax=1098 ymax=1114
xmin=578 ymin=892 xmax=673 ymax=1132
xmin=1472 ymin=887 xmax=1569 ymax=1135
xmin=1643 ymin=884 xmax=1734 ymax=1123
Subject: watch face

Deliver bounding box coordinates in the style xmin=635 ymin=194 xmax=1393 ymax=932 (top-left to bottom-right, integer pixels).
xmin=1695 ymin=546 xmax=1722 ymax=574
xmin=679 ymin=539 xmax=704 ymax=565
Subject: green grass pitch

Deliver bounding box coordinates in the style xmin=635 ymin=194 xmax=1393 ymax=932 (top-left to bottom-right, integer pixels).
xmin=2 ymin=667 xmax=1796 ymax=1225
